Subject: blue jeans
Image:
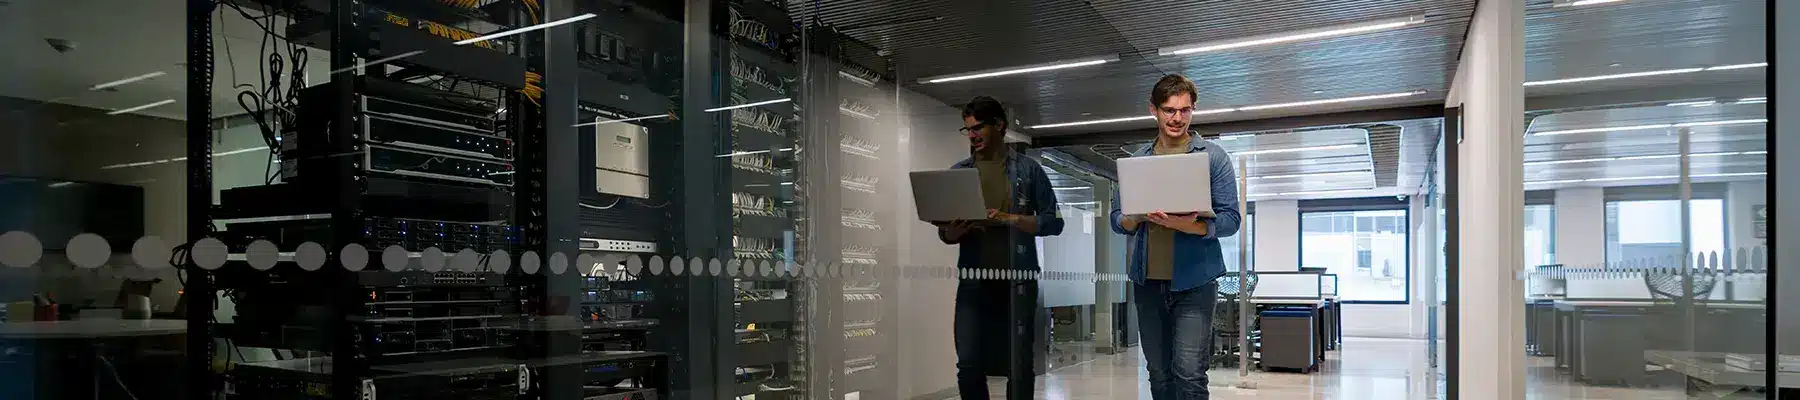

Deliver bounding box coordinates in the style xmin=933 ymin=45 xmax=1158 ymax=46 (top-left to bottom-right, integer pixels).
xmin=1135 ymin=279 xmax=1217 ymax=399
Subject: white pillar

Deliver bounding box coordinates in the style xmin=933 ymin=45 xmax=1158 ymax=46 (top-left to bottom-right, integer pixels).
xmin=1452 ymin=0 xmax=1526 ymax=398
xmin=1409 ymin=196 xmax=1434 ymax=339
xmin=1774 ymin=0 xmax=1798 ymax=360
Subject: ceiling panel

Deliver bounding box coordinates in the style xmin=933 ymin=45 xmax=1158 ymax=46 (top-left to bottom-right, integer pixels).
xmin=793 ymin=0 xmax=1475 ymax=136
xmin=1522 ymin=100 xmax=1767 ymax=189
xmin=1523 ymin=0 xmax=1766 ymax=96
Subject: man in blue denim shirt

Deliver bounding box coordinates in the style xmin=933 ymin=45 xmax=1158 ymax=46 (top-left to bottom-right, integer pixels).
xmin=1109 ymin=75 xmax=1242 ymax=399
xmin=935 ymin=96 xmax=1063 ymax=400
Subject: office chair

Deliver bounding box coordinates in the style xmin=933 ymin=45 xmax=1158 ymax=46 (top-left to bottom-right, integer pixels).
xmin=1212 ymin=274 xmax=1258 ymax=368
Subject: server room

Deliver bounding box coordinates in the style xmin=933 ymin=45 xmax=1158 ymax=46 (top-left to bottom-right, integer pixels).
xmin=0 ymin=0 xmax=1792 ymax=399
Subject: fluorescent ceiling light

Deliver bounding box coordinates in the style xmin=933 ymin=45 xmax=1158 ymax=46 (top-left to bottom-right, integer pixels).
xmin=1252 ymin=188 xmax=1373 ymax=197
xmin=1525 ymin=68 xmax=1704 ymax=86
xmin=715 ymin=147 xmax=795 ymax=158
xmin=573 ymin=114 xmax=669 ymax=127
xmin=1053 ymin=186 xmax=1092 ymax=191
xmin=1556 ymin=0 xmax=1626 ymax=6
xmin=1531 ymin=119 xmax=1765 ymax=136
xmin=1705 ymin=63 xmax=1768 ymax=71
xmin=1236 ymin=144 xmax=1358 ymax=156
xmin=919 ymin=55 xmax=1118 ymax=84
xmin=1062 ymin=201 xmax=1098 ymax=206
xmin=1525 ymin=62 xmax=1765 ymax=87
xmin=1674 ymin=118 xmax=1767 ymax=128
xmin=1030 ymin=90 xmax=1417 ymax=129
xmin=1159 ymin=15 xmax=1426 ymax=56
xmin=1029 ymin=115 xmax=1154 ymax=129
xmin=107 ymin=99 xmax=177 ymax=115
xmin=1738 ymin=97 xmax=1767 ymax=104
xmin=1212 ymin=134 xmax=1255 ymax=141
xmin=457 ymin=13 xmax=597 ymax=45
xmin=1237 ymin=90 xmax=1426 ymax=111
xmin=1252 ymin=170 xmax=1370 ymax=180
xmin=100 ymin=146 xmax=268 ymax=170
xmin=1666 ymin=101 xmax=1717 ymax=107
xmin=705 ymin=98 xmax=791 ymax=113
xmin=1523 ymin=151 xmax=1762 ymax=166
xmin=1527 ymin=172 xmax=1766 ymax=185
xmin=91 ymin=71 xmax=166 ymax=91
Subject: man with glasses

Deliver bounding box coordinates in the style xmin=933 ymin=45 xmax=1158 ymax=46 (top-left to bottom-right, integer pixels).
xmin=1110 ymin=74 xmax=1242 ymax=399
xmin=935 ymin=95 xmax=1064 ymax=400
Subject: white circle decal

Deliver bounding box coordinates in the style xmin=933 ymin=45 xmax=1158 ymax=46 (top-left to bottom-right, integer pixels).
xmin=246 ymin=240 xmax=279 ymax=271
xmin=0 ymin=231 xmax=42 ymax=268
xmin=192 ymin=238 xmax=228 ymax=270
xmin=294 ymin=242 xmax=327 ymax=271
xmin=341 ymin=244 xmax=369 ymax=271
xmin=67 ymin=233 xmax=111 ymax=268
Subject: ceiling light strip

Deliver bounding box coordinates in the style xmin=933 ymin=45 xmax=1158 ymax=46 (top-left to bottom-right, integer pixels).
xmin=1556 ymin=0 xmax=1627 ymax=7
xmin=1251 ymin=170 xmax=1370 ymax=180
xmin=705 ymin=98 xmax=792 ymax=113
xmin=1236 ymin=144 xmax=1359 ymax=156
xmin=1250 ymin=188 xmax=1375 ymax=197
xmin=1159 ymin=15 xmax=1427 ymax=56
xmin=573 ymin=114 xmax=670 ymax=127
xmin=1030 ymin=90 xmax=1422 ymax=129
xmin=1527 ymin=172 xmax=1766 ymax=184
xmin=91 ymin=71 xmax=167 ymax=91
xmin=457 ymin=14 xmax=597 ymax=45
xmin=1524 ymin=151 xmax=1762 ymax=166
xmin=919 ymin=55 xmax=1119 ymax=84
xmin=1237 ymin=90 xmax=1426 ymax=111
xmin=1530 ymin=119 xmax=1766 ymax=135
xmin=107 ymin=99 xmax=178 ymax=115
xmin=1525 ymin=62 xmax=1765 ymax=87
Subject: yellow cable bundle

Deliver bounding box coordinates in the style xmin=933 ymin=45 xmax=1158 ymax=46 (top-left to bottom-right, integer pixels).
xmin=520 ymin=71 xmax=544 ymax=106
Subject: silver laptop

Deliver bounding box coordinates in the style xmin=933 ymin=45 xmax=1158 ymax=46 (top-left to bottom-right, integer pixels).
xmin=909 ymin=168 xmax=989 ymax=222
xmin=1117 ymin=152 xmax=1214 ymax=217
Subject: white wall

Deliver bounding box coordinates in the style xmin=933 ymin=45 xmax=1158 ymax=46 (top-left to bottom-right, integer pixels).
xmin=1554 ymin=188 xmax=1606 ymax=268
xmin=1725 ymin=180 xmax=1767 ymax=251
xmin=1252 ymin=200 xmax=1298 ymax=271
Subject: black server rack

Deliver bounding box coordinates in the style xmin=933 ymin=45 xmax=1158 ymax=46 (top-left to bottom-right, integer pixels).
xmin=801 ymin=27 xmax=902 ymax=400
xmin=717 ymin=1 xmax=807 ymax=399
xmin=187 ymin=1 xmax=670 ymax=399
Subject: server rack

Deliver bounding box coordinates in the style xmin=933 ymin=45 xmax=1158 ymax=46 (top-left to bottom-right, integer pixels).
xmin=716 ymin=1 xmax=807 ymax=399
xmin=798 ymin=26 xmax=902 ymax=400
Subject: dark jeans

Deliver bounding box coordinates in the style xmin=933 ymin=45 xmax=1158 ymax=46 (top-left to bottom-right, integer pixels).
xmin=954 ymin=279 xmax=1038 ymax=400
xmin=1135 ymin=279 xmax=1218 ymax=399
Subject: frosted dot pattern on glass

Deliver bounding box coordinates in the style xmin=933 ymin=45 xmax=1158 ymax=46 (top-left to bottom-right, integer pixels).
xmin=421 ymin=247 xmax=446 ymax=272
xmin=708 ymin=258 xmax=722 ymax=276
xmin=726 ymin=259 xmax=741 ymax=277
xmin=521 ymin=251 xmax=541 ymax=274
xmin=452 ymin=249 xmax=479 ymax=272
xmin=246 ymin=240 xmax=279 ymax=271
xmin=548 ymin=252 xmax=568 ymax=275
xmin=131 ymin=236 xmax=170 ymax=269
xmin=0 ymin=231 xmax=41 ymax=268
xmin=648 ymin=256 xmax=664 ymax=276
xmin=193 ymin=238 xmax=228 ymax=270
xmin=67 ymin=233 xmax=111 ymax=268
xmin=294 ymin=241 xmax=326 ymax=271
xmin=341 ymin=244 xmax=369 ymax=271
xmin=382 ymin=246 xmax=409 ymax=272
xmin=489 ymin=250 xmax=511 ymax=273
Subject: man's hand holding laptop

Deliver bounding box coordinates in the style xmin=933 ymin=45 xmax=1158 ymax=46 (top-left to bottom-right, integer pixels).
xmin=932 ymin=209 xmax=1030 ymax=240
xmin=1121 ymin=210 xmax=1208 ymax=235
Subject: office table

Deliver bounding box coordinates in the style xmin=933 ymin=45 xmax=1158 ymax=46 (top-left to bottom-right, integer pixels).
xmin=1646 ymin=350 xmax=1799 ymax=397
xmin=0 ymin=319 xmax=188 ymax=400
xmin=1552 ymin=300 xmax=1767 ymax=385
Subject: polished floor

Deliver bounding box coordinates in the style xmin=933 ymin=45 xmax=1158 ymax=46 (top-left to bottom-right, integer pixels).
xmin=948 ymin=337 xmax=1702 ymax=399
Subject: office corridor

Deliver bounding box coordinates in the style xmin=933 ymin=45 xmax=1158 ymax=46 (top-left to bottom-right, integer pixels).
xmin=949 ymin=338 xmax=1697 ymax=399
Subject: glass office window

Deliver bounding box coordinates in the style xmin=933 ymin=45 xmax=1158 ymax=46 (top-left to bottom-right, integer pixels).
xmin=1222 ymin=213 xmax=1254 ymax=271
xmin=1301 ymin=209 xmax=1408 ymax=302
xmin=1523 ymin=205 xmax=1556 ymax=268
xmin=1603 ymin=199 xmax=1726 ymax=266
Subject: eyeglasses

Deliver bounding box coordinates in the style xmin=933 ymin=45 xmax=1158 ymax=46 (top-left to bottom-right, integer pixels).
xmin=959 ymin=123 xmax=988 ymax=134
xmin=1158 ymin=107 xmax=1196 ymax=117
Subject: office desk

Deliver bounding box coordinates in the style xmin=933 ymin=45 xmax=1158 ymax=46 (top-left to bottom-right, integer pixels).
xmin=1252 ymin=299 xmax=1339 ymax=371
xmin=1646 ymin=351 xmax=1799 ymax=397
xmin=1552 ymin=300 xmax=1767 ymax=385
xmin=0 ymin=319 xmax=188 ymax=400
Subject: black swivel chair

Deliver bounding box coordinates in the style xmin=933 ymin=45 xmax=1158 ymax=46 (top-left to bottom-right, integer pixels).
xmin=1212 ymin=274 xmax=1258 ymax=368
